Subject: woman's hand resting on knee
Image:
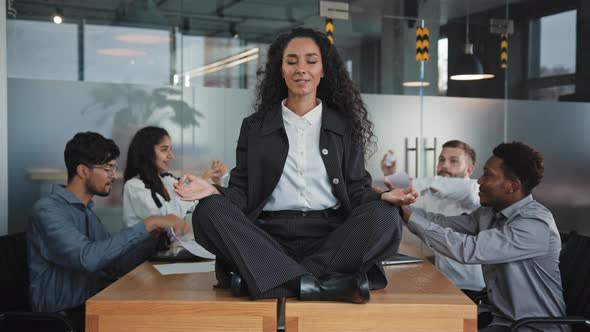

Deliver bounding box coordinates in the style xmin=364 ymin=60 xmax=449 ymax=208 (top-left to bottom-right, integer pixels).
xmin=174 ymin=174 xmax=221 ymax=201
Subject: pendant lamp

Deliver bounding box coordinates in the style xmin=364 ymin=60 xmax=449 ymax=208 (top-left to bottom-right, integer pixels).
xmin=450 ymin=0 xmax=494 ymax=80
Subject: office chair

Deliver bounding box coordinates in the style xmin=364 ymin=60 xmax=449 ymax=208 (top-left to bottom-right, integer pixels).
xmin=510 ymin=231 xmax=590 ymax=332
xmin=0 ymin=232 xmax=75 ymax=332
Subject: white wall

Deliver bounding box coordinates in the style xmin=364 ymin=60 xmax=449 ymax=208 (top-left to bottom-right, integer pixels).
xmin=1 ymin=0 xmax=9 ymax=235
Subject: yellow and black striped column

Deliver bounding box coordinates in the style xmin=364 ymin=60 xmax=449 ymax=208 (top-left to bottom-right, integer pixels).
xmin=500 ymin=33 xmax=508 ymax=68
xmin=325 ymin=19 xmax=334 ymax=44
xmin=416 ymin=26 xmax=429 ymax=61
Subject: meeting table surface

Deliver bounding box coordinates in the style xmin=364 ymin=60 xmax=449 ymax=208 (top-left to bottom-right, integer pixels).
xmin=86 ymin=247 xmax=476 ymax=332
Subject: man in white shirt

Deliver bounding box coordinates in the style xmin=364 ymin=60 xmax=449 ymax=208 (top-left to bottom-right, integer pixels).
xmin=380 ymin=140 xmax=485 ymax=294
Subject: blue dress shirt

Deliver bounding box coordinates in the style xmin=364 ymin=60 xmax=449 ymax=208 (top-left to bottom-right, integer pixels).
xmin=27 ymin=185 xmax=156 ymax=312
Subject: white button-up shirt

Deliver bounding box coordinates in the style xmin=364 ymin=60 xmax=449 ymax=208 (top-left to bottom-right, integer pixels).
xmin=123 ymin=175 xmax=195 ymax=227
xmin=411 ymin=176 xmax=485 ymax=290
xmin=263 ymin=99 xmax=339 ymax=211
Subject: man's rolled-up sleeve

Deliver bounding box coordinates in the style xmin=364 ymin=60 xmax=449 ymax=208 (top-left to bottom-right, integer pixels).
xmin=32 ymin=204 xmax=150 ymax=273
xmin=407 ymin=209 xmax=550 ymax=264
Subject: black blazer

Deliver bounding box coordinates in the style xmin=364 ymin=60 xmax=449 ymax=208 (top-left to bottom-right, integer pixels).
xmin=217 ymin=105 xmax=379 ymax=220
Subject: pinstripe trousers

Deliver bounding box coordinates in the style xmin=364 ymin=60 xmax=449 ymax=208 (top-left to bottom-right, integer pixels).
xmin=192 ymin=195 xmax=403 ymax=299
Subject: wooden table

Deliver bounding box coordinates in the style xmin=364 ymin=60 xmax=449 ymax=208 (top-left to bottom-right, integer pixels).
xmin=285 ymin=262 xmax=477 ymax=332
xmin=85 ymin=262 xmax=277 ymax=332
xmin=87 ymin=260 xmax=476 ymax=332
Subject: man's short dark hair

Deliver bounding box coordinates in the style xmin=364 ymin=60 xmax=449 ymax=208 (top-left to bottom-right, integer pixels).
xmin=64 ymin=132 xmax=120 ymax=182
xmin=493 ymin=141 xmax=544 ymax=195
xmin=442 ymin=140 xmax=476 ymax=165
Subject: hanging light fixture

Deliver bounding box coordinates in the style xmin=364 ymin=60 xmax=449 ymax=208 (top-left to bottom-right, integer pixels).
xmin=230 ymin=22 xmax=239 ymax=39
xmin=52 ymin=7 xmax=64 ymax=24
xmin=450 ymin=0 xmax=494 ymax=81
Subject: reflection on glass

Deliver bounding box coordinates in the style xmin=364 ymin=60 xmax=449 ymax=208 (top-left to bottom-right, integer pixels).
xmin=529 ymin=85 xmax=575 ymax=100
xmin=7 ymin=20 xmax=78 ymax=80
xmin=538 ymin=10 xmax=576 ymax=77
xmin=178 ymin=34 xmax=267 ymax=89
xmin=6 ymin=0 xmax=590 ymax=235
xmin=8 ymin=20 xmax=267 ymax=88
xmin=437 ymin=38 xmax=448 ymax=95
xmin=85 ymin=25 xmax=172 ymax=85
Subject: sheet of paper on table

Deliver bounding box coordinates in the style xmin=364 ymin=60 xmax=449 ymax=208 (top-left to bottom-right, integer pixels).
xmin=170 ymin=227 xmax=216 ymax=259
xmin=153 ymin=261 xmax=216 ymax=275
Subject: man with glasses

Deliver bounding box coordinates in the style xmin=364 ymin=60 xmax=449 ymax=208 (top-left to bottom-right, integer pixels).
xmin=27 ymin=132 xmax=190 ymax=331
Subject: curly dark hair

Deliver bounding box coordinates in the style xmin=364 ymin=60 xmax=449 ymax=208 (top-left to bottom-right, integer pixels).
xmin=64 ymin=132 xmax=120 ymax=183
xmin=255 ymin=28 xmax=375 ymax=153
xmin=124 ymin=126 xmax=171 ymax=201
xmin=493 ymin=141 xmax=544 ymax=195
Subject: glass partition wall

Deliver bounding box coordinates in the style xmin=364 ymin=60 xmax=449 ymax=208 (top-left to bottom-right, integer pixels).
xmin=5 ymin=0 xmax=590 ymax=237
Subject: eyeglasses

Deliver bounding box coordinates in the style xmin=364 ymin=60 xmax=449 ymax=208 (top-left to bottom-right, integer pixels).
xmin=89 ymin=164 xmax=118 ymax=176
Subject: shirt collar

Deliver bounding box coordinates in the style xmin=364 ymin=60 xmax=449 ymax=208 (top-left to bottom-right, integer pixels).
xmin=281 ymin=98 xmax=323 ymax=126
xmin=497 ymin=194 xmax=533 ymax=220
xmin=51 ymin=184 xmax=94 ymax=209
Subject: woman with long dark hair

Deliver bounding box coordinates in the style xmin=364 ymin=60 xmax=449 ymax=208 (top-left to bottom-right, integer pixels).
xmin=175 ymin=28 xmax=416 ymax=303
xmin=123 ymin=126 xmax=227 ymax=228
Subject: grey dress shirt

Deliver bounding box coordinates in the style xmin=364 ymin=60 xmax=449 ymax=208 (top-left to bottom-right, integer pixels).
xmin=408 ymin=195 xmax=568 ymax=332
xmin=27 ymin=185 xmax=157 ymax=312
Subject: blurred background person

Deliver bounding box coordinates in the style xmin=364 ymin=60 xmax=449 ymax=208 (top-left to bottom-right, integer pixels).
xmin=378 ymin=140 xmax=484 ymax=296
xmin=123 ymin=126 xmax=227 ymax=229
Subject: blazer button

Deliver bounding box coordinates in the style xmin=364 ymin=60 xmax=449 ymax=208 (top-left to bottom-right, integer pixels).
xmin=332 ymin=178 xmax=339 ymax=185
xmin=322 ymin=149 xmax=328 ymax=155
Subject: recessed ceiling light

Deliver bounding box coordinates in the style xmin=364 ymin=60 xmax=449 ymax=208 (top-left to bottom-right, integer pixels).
xmin=116 ymin=34 xmax=172 ymax=44
xmin=96 ymin=49 xmax=146 ymax=57
xmin=52 ymin=7 xmax=64 ymax=24
xmin=402 ymin=81 xmax=431 ymax=87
